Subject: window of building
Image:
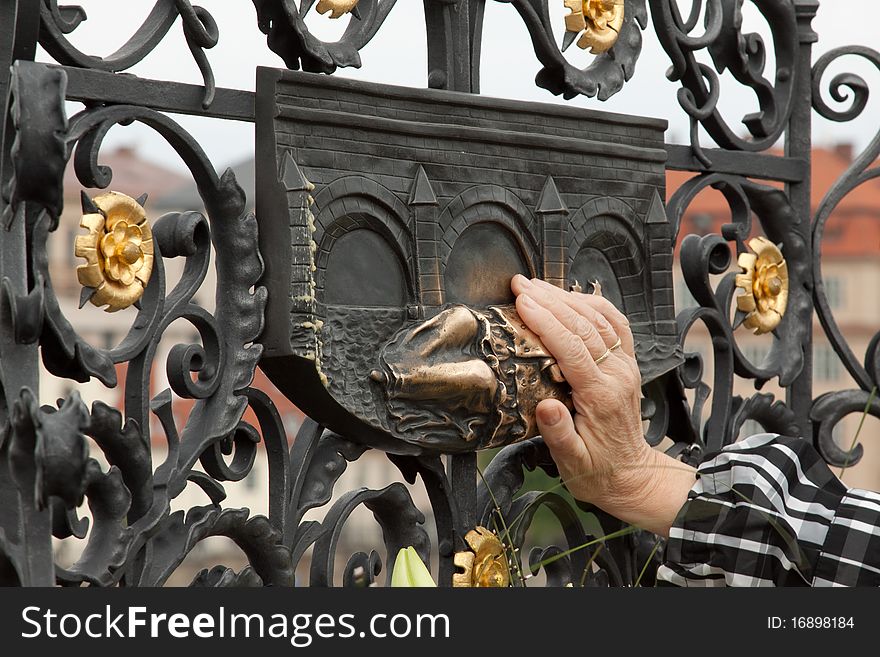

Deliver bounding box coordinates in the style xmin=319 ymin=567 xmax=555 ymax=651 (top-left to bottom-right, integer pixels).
xmin=813 ymin=344 xmax=842 ymax=382
xmin=740 ymin=343 xmax=770 ymax=367
xmin=691 ymin=213 xmax=714 ymax=235
xmin=823 ymin=276 xmax=845 ymax=311
xmin=675 ymin=279 xmax=698 ymax=312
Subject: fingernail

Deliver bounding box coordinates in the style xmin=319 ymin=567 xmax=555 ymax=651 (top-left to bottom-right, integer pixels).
xmin=538 ymin=403 xmax=562 ymax=426
xmin=518 ymin=293 xmax=536 ymax=310
xmin=514 ymin=274 xmax=532 ymax=289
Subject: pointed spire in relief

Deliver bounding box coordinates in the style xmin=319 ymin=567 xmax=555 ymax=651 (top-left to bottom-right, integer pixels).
xmin=135 ymin=193 xmax=149 ymax=208
xmin=536 ymin=176 xmax=567 ymax=215
xmin=408 ymin=165 xmax=437 ymax=206
xmin=280 ymin=151 xmax=311 ymax=192
xmin=646 ymin=189 xmax=667 ymax=224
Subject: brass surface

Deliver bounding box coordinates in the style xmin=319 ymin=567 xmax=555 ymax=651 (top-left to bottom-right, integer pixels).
xmin=563 ymin=0 xmax=625 ymax=54
xmin=735 ymin=236 xmax=789 ymax=335
xmin=75 ymin=191 xmax=153 ymax=312
xmin=316 ymin=0 xmax=359 ymax=19
xmin=452 ymin=526 xmax=511 ymax=587
xmin=371 ymin=304 xmax=573 ymax=449
xmin=569 ymin=279 xmax=603 ymax=295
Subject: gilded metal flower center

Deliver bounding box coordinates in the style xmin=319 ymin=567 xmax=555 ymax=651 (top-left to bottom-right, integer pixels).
xmin=764 ymin=276 xmax=783 ymax=297
xmin=735 ymin=237 xmax=789 ymax=335
xmin=452 ymin=526 xmax=511 ymax=587
xmin=75 ymin=191 xmax=154 ymax=313
xmin=121 ymin=241 xmax=142 ymax=266
xmin=563 ymin=0 xmax=625 ymax=54
xmin=316 ymin=0 xmax=359 ymax=19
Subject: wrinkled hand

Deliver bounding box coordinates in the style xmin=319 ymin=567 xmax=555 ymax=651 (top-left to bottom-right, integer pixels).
xmin=511 ymin=275 xmax=695 ymax=537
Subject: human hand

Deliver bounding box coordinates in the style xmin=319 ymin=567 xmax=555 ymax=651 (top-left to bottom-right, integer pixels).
xmin=511 ymin=275 xmax=696 ymax=537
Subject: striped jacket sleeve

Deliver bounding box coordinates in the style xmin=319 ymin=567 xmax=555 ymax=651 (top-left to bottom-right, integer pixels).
xmin=656 ymin=433 xmax=880 ymax=587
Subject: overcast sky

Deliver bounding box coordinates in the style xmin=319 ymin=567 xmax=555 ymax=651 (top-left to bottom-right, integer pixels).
xmin=40 ymin=0 xmax=880 ymax=172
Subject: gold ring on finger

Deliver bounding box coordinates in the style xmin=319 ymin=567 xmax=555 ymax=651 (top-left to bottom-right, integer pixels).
xmin=594 ymin=348 xmax=613 ymax=365
xmin=609 ymin=338 xmax=622 ymax=352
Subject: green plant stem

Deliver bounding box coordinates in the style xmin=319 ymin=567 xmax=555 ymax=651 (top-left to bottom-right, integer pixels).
xmin=578 ymin=543 xmax=604 ymax=587
xmin=839 ymin=386 xmax=878 ymax=480
xmin=531 ymin=525 xmax=640 ymax=572
xmin=476 ymin=465 xmax=526 ymax=587
xmin=633 ymin=538 xmax=662 ymax=587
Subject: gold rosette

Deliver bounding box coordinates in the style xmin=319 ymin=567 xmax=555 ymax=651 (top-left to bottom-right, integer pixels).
xmin=316 ymin=0 xmax=359 ymax=19
xmin=563 ymin=0 xmax=625 ymax=54
xmin=735 ymin=236 xmax=788 ymax=335
xmin=75 ymin=191 xmax=154 ymax=312
xmin=453 ymin=526 xmax=510 ymax=587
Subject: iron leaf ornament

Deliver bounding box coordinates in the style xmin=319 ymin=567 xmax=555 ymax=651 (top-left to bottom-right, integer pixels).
xmin=488 ymin=0 xmax=648 ymax=100
xmin=252 ymin=0 xmax=396 ymax=73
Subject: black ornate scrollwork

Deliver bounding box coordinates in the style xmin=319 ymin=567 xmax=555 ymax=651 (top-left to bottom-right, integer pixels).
xmin=809 ymin=45 xmax=880 ymax=466
xmin=39 ymin=0 xmax=219 ymax=107
xmin=475 ymin=438 xmax=640 ymax=587
xmin=252 ymin=0 xmax=398 ymax=74
xmin=1 ymin=59 xmax=280 ymax=586
xmin=275 ymin=410 xmax=437 ymax=586
xmin=220 ymin=387 xmax=462 ymax=587
xmin=496 ymin=0 xmax=648 ymax=100
xmin=650 ymin=0 xmax=798 ymax=163
xmin=671 ymin=173 xmax=809 ymax=451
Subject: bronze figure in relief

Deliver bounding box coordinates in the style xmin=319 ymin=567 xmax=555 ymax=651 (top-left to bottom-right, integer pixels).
xmin=257 ymin=71 xmax=678 ymax=455
xmin=370 ymin=304 xmax=572 ymax=451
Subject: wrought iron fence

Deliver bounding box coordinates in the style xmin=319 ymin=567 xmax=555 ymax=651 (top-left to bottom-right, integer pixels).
xmin=0 ymin=0 xmax=877 ymax=587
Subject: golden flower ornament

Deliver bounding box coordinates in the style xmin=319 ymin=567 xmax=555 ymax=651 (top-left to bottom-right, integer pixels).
xmin=316 ymin=0 xmax=360 ymax=19
xmin=75 ymin=191 xmax=154 ymax=313
xmin=563 ymin=0 xmax=625 ymax=54
xmin=735 ymin=236 xmax=788 ymax=335
xmin=452 ymin=526 xmax=511 ymax=587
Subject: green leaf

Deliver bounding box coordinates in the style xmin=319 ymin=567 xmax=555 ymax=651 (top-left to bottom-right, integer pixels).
xmin=390 ymin=546 xmax=436 ymax=587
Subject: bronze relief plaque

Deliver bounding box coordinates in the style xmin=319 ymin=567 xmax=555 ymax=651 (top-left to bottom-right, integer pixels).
xmin=255 ymin=69 xmax=681 ymax=455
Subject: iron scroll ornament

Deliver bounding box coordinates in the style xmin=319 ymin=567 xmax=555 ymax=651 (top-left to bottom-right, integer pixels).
xmin=38 ymin=0 xmax=219 ymax=107
xmin=810 ymin=45 xmax=880 ymax=467
xmin=252 ymin=0 xmax=649 ymax=98
xmin=649 ymin=0 xmax=798 ymax=164
xmin=252 ymin=0 xmax=398 ymax=74
xmin=249 ymin=0 xmax=798 ymax=115
xmin=499 ymin=0 xmax=649 ymax=100
xmin=669 ymin=174 xmax=810 ymax=453
xmin=0 ymin=60 xmax=283 ymax=586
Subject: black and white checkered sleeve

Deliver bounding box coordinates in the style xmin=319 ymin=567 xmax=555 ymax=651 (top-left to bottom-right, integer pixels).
xmin=656 ymin=433 xmax=880 ymax=587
